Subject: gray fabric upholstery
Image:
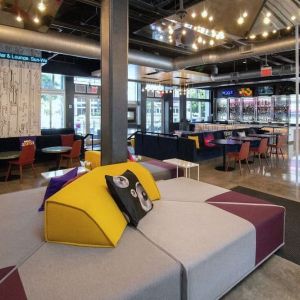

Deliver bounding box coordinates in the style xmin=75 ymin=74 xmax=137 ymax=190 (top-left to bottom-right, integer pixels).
xmin=138 ymin=201 xmax=256 ymax=300
xmin=19 ymin=227 xmax=181 ymax=300
xmin=0 ymin=187 xmax=46 ymax=269
xmin=157 ymin=177 xmax=228 ymax=203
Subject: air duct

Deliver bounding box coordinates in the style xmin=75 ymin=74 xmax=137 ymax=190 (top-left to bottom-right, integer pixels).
xmin=0 ymin=25 xmax=297 ymax=72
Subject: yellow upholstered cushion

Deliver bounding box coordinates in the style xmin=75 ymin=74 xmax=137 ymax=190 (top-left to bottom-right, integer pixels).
xmin=85 ymin=150 xmax=101 ymax=169
xmin=188 ymin=136 xmax=200 ymax=149
xmin=45 ymin=162 xmax=160 ymax=248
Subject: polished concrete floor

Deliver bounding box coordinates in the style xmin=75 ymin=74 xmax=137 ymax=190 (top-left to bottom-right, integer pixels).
xmin=0 ymin=145 xmax=299 ymax=299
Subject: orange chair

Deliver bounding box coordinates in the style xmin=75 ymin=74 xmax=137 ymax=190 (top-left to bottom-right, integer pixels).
xmin=250 ymin=138 xmax=270 ymax=166
xmin=269 ymin=135 xmax=287 ymax=161
xmin=59 ymin=140 xmax=82 ymax=168
xmin=226 ymin=142 xmax=251 ymax=174
xmin=5 ymin=144 xmax=36 ymax=183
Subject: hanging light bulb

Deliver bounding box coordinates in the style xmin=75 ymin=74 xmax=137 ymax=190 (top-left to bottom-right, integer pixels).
xmin=197 ymin=36 xmax=203 ymax=43
xmin=202 ymin=39 xmax=206 ymax=45
xmin=33 ymin=16 xmax=40 ymax=24
xmin=266 ymin=12 xmax=271 ymax=18
xmin=291 ymin=15 xmax=296 ymax=21
xmin=209 ymin=39 xmax=215 ymax=46
xmin=37 ymin=0 xmax=46 ymax=12
xmin=262 ymin=31 xmax=269 ymax=37
xmin=263 ymin=17 xmax=270 ymax=25
xmin=243 ymin=11 xmax=248 ymax=18
xmin=287 ymin=26 xmax=291 ymax=30
xmin=182 ymin=29 xmax=187 ymax=35
xmin=192 ymin=43 xmax=198 ymax=50
xmin=16 ymin=14 xmax=23 ymax=22
xmin=237 ymin=16 xmax=244 ymax=25
xmin=201 ymin=9 xmax=208 ymax=18
xmin=209 ymin=16 xmax=214 ymax=22
xmin=272 ymin=29 xmax=277 ymax=34
xmin=191 ymin=11 xmax=196 ymax=18
xmin=249 ymin=34 xmax=256 ymax=39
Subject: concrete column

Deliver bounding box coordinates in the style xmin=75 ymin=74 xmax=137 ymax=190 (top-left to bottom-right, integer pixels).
xmin=101 ymin=0 xmax=128 ymax=165
xmin=179 ymin=94 xmax=187 ymax=121
xmin=65 ymin=76 xmax=75 ymax=129
xmin=140 ymin=83 xmax=147 ymax=132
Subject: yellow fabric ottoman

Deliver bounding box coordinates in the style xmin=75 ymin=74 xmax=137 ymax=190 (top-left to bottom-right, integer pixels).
xmin=45 ymin=162 xmax=160 ymax=248
xmin=85 ymin=150 xmax=101 ymax=169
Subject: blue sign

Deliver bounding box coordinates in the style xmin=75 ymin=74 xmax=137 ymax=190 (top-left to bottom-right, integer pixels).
xmin=0 ymin=51 xmax=47 ymax=64
xmin=222 ymin=89 xmax=234 ymax=96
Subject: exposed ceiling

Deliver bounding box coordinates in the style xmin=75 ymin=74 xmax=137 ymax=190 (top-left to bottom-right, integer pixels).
xmin=0 ymin=0 xmax=298 ymax=86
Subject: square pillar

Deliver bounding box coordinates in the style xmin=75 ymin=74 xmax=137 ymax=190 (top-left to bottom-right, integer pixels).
xmin=101 ymin=0 xmax=128 ymax=165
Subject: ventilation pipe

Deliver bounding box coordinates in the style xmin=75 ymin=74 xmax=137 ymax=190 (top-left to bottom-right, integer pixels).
xmin=0 ymin=25 xmax=297 ymax=71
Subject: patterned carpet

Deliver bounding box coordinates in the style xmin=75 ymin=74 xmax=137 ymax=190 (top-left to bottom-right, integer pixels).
xmin=231 ymin=186 xmax=300 ymax=266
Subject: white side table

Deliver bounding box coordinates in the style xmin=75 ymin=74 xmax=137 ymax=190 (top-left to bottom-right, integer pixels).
xmin=163 ymin=158 xmax=200 ymax=181
xmin=41 ymin=166 xmax=89 ymax=182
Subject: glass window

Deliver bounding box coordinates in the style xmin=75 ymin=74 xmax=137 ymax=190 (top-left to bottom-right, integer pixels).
xmin=173 ymin=99 xmax=180 ymax=123
xmin=187 ymin=88 xmax=210 ymax=99
xmin=41 ymin=94 xmax=65 ymax=128
xmin=74 ymin=76 xmax=101 ymax=86
xmin=186 ymin=101 xmax=210 ymax=122
xmin=128 ymin=82 xmax=138 ymax=102
xmin=41 ymin=73 xmax=64 ymax=90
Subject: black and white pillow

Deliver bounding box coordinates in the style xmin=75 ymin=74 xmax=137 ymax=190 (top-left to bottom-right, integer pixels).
xmin=105 ymin=170 xmax=153 ymax=227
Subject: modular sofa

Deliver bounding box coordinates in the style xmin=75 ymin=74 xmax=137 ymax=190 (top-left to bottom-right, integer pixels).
xmin=0 ymin=163 xmax=285 ymax=300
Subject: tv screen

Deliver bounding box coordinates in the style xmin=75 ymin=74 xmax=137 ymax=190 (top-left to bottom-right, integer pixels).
xmin=257 ymin=86 xmax=274 ymax=95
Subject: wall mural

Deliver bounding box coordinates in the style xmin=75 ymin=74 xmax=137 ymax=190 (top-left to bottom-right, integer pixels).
xmin=0 ymin=45 xmax=41 ymax=138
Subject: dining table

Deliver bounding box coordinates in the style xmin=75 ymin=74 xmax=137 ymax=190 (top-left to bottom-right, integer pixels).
xmin=210 ymin=139 xmax=242 ymax=172
xmin=0 ymin=151 xmax=20 ymax=181
xmin=42 ymin=146 xmax=72 ymax=170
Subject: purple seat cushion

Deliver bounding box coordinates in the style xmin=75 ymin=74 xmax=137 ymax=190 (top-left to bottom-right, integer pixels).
xmin=39 ymin=167 xmax=78 ymax=212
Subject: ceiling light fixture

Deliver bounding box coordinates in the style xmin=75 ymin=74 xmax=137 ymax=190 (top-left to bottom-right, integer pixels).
xmin=249 ymin=34 xmax=256 ymax=39
xmin=202 ymin=40 xmax=206 ymax=45
xmin=209 ymin=39 xmax=215 ymax=46
xmin=192 ymin=43 xmax=198 ymax=50
xmin=33 ymin=16 xmax=40 ymax=24
xmin=16 ymin=14 xmax=23 ymax=22
xmin=291 ymin=15 xmax=296 ymax=21
xmin=237 ymin=16 xmax=244 ymax=25
xmin=201 ymin=9 xmax=208 ymax=18
xmin=287 ymin=26 xmax=291 ymax=30
xmin=191 ymin=11 xmax=196 ymax=18
xmin=243 ymin=11 xmax=248 ymax=18
xmin=266 ymin=12 xmax=271 ymax=18
xmin=37 ymin=0 xmax=46 ymax=12
xmin=272 ymin=29 xmax=277 ymax=34
xmin=263 ymin=17 xmax=270 ymax=25
xmin=182 ymin=29 xmax=186 ymax=35
xmin=262 ymin=31 xmax=268 ymax=37
xmin=209 ymin=16 xmax=213 ymax=22
xmin=198 ymin=36 xmax=203 ymax=43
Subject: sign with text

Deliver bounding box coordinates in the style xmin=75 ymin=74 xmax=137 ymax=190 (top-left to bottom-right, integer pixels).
xmin=0 ymin=51 xmax=47 ymax=64
xmin=261 ymin=66 xmax=273 ymax=77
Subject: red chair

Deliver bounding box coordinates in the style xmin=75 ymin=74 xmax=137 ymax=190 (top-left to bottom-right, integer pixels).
xmin=204 ymin=133 xmax=216 ymax=148
xmin=5 ymin=144 xmax=36 ymax=183
xmin=59 ymin=140 xmax=82 ymax=168
xmin=250 ymin=138 xmax=270 ymax=166
xmin=61 ymin=134 xmax=74 ymax=147
xmin=226 ymin=142 xmax=251 ymax=174
xmin=269 ymin=135 xmax=287 ymax=161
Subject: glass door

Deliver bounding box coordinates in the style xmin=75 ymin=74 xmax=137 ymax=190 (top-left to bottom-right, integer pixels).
xmin=146 ymin=99 xmax=163 ymax=132
xmin=74 ymin=95 xmax=101 ymax=138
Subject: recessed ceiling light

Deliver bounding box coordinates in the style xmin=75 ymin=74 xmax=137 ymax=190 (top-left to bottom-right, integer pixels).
xmin=201 ymin=9 xmax=208 ymax=18
xmin=209 ymin=39 xmax=215 ymax=46
xmin=191 ymin=11 xmax=196 ymax=18
xmin=182 ymin=29 xmax=186 ymax=35
xmin=272 ymin=29 xmax=277 ymax=34
xmin=291 ymin=15 xmax=296 ymax=21
xmin=249 ymin=34 xmax=256 ymax=39
xmin=209 ymin=16 xmax=214 ymax=22
xmin=237 ymin=17 xmax=244 ymax=25
xmin=266 ymin=12 xmax=271 ymax=18
xmin=33 ymin=16 xmax=40 ymax=24
xmin=243 ymin=11 xmax=248 ymax=18
xmin=16 ymin=14 xmax=23 ymax=22
xmin=287 ymin=26 xmax=291 ymax=30
xmin=37 ymin=1 xmax=46 ymax=12
xmin=263 ymin=17 xmax=270 ymax=25
xmin=262 ymin=31 xmax=269 ymax=37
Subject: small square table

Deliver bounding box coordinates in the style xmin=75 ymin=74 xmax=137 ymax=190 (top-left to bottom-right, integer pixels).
xmin=163 ymin=158 xmax=199 ymax=181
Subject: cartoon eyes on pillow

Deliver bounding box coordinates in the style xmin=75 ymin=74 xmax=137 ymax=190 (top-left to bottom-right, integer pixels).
xmin=113 ymin=176 xmax=129 ymax=188
xmin=135 ymin=182 xmax=153 ymax=212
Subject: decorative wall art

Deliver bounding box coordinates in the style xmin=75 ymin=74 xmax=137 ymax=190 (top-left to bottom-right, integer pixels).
xmin=0 ymin=45 xmax=41 ymax=137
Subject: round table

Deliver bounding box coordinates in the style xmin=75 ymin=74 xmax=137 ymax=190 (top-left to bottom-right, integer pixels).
xmin=0 ymin=151 xmax=20 ymax=181
xmin=230 ymin=136 xmax=261 ymax=142
xmin=211 ymin=139 xmax=242 ymax=172
xmin=42 ymin=146 xmax=72 ymax=170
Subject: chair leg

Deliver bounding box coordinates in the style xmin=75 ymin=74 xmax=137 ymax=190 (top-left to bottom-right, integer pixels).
xmin=258 ymin=153 xmax=262 ymax=166
xmin=58 ymin=156 xmax=63 ymax=169
xmin=238 ymin=160 xmax=242 ymax=175
xmin=32 ymin=164 xmax=37 ymax=177
xmin=19 ymin=165 xmax=23 ymax=183
xmin=265 ymin=153 xmax=270 ymax=166
xmin=5 ymin=164 xmax=12 ymax=182
xmin=280 ymin=148 xmax=284 ymax=160
xmin=246 ymin=159 xmax=251 ymax=173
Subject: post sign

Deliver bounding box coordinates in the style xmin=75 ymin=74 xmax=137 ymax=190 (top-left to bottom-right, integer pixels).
xmin=261 ymin=66 xmax=272 ymax=77
xmin=0 ymin=51 xmax=47 ymax=64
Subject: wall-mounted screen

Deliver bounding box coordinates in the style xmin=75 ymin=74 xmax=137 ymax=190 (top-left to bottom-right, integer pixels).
xmin=257 ymin=86 xmax=274 ymax=95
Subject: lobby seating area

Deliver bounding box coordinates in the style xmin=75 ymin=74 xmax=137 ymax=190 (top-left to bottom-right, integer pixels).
xmin=1 ymin=0 xmax=300 ymax=299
